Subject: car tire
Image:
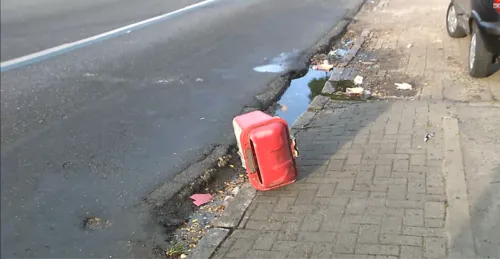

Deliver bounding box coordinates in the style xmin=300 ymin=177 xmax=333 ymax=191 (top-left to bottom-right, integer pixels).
xmin=446 ymin=2 xmax=466 ymax=38
xmin=469 ymin=22 xmax=493 ymax=78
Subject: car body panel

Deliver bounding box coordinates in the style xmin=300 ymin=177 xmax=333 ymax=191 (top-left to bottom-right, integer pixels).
xmin=452 ymin=0 xmax=500 ymax=54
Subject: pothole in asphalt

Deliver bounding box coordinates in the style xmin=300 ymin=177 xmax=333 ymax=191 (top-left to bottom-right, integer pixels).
xmin=275 ymin=69 xmax=331 ymax=125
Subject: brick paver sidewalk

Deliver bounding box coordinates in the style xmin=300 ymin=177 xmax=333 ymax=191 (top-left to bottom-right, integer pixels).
xmin=212 ymin=100 xmax=449 ymax=259
xmin=208 ymin=0 xmax=500 ymax=257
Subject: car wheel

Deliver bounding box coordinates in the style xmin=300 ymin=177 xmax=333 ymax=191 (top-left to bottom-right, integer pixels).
xmin=469 ymin=22 xmax=493 ymax=78
xmin=446 ymin=3 xmax=466 ymax=38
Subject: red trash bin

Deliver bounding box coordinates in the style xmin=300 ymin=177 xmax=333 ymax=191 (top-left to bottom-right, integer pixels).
xmin=233 ymin=111 xmax=298 ymax=191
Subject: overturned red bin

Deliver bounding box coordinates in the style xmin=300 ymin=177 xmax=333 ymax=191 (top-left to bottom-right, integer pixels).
xmin=233 ymin=111 xmax=298 ymax=191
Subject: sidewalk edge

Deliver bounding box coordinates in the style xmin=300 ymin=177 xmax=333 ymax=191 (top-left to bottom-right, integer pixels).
xmin=443 ymin=115 xmax=477 ymax=259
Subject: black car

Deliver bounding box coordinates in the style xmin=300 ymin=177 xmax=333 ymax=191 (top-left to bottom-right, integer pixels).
xmin=446 ymin=0 xmax=500 ymax=77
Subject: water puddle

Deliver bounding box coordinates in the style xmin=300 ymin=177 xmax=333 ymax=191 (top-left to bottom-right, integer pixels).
xmin=253 ymin=51 xmax=299 ymax=73
xmin=276 ymin=69 xmax=330 ymax=126
xmin=253 ymin=64 xmax=284 ymax=73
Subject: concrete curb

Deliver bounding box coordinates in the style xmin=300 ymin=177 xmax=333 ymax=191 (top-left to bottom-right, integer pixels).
xmin=188 ymin=228 xmax=230 ymax=259
xmin=443 ymin=115 xmax=476 ymax=259
xmin=147 ymin=145 xmax=231 ymax=207
xmin=212 ymin=183 xmax=257 ymax=228
xmin=185 ymin=1 xmax=368 ymax=258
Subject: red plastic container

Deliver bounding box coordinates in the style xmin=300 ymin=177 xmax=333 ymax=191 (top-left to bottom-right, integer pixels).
xmin=233 ymin=111 xmax=298 ymax=191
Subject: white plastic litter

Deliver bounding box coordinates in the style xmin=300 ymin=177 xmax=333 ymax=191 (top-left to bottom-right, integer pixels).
xmin=353 ymin=75 xmax=364 ymax=85
xmin=346 ymin=87 xmax=364 ymax=95
xmin=395 ymin=82 xmax=413 ymax=90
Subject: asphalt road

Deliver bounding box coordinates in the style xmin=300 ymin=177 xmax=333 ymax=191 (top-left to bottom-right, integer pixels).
xmin=0 ymin=0 xmax=363 ymax=257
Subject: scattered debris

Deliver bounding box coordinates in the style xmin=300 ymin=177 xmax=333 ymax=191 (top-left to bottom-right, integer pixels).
xmin=353 ymin=75 xmax=364 ymax=85
xmin=171 ymin=163 xmax=248 ymax=257
xmin=217 ymin=155 xmax=232 ymax=168
xmin=362 ymin=89 xmax=372 ymax=99
xmin=346 ymin=87 xmax=364 ymax=96
xmin=83 ymin=216 xmax=112 ymax=231
xmin=407 ymin=43 xmax=413 ymax=48
xmin=166 ymin=242 xmax=186 ymax=257
xmin=395 ymin=82 xmax=413 ymax=90
xmin=196 ymin=78 xmax=204 ymax=82
xmin=424 ymin=132 xmax=435 ymax=142
xmin=190 ymin=194 xmax=213 ymax=206
xmin=180 ymin=254 xmax=187 ymax=259
xmin=328 ymin=49 xmax=348 ymax=58
xmin=312 ymin=60 xmax=334 ymax=72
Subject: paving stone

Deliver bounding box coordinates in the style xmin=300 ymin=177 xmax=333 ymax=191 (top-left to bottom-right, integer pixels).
xmin=333 ymin=254 xmax=369 ymax=259
xmin=295 ymin=190 xmax=318 ymax=204
xmin=245 ymin=220 xmax=283 ymax=231
xmin=271 ymin=241 xmax=314 ymax=255
xmin=374 ymin=165 xmax=392 ymax=178
xmin=334 ymin=190 xmax=369 ymax=199
xmin=335 ymin=233 xmax=358 ymax=254
xmin=336 ymin=179 xmax=356 ymax=191
xmin=312 ymin=243 xmax=335 ymax=258
xmin=424 ymin=202 xmax=445 ymax=219
xmin=250 ymin=203 xmax=275 ymax=220
xmin=226 ymin=238 xmax=254 ymax=258
xmin=322 ymin=221 xmax=360 ymax=233
xmin=400 ymin=246 xmax=423 ymax=259
xmin=410 ymin=154 xmax=426 ymax=166
xmin=355 ymin=244 xmax=399 ymax=256
xmin=426 ymin=173 xmax=444 ymax=187
xmin=277 ymin=222 xmax=300 ymax=241
xmin=273 ymin=197 xmax=296 ymax=212
xmin=392 ymin=171 xmax=425 ymax=179
xmin=425 ymin=218 xmax=445 ymax=228
xmin=347 ymin=154 xmax=363 ymax=165
xmin=403 ymin=209 xmax=424 ymax=226
xmin=358 ymin=225 xmax=380 ymax=244
xmin=269 ymin=212 xmax=304 ymax=223
xmin=373 ymin=177 xmax=407 ymax=185
xmin=387 ymin=185 xmax=407 ymax=200
xmin=346 ymin=198 xmax=368 ymax=215
xmin=367 ymin=196 xmax=386 ymax=207
xmin=386 ymin=200 xmax=423 ymax=209
xmin=379 ymin=234 xmax=423 ymax=246
xmin=408 ymin=178 xmax=426 ymax=194
xmin=252 ymin=231 xmax=279 ymax=250
xmin=424 ymin=237 xmax=447 ymax=259
xmin=402 ymin=226 xmax=447 ymax=237
xmin=426 ymin=186 xmax=445 ymax=195
xmin=381 ymin=216 xmax=402 ymax=234
xmin=298 ymin=231 xmax=337 ymax=242
xmin=316 ymin=183 xmax=336 ymax=197
xmin=300 ymin=213 xmax=322 ymax=231
xmin=244 ymin=250 xmax=287 ymax=259
xmin=230 ymin=229 xmax=260 ymax=239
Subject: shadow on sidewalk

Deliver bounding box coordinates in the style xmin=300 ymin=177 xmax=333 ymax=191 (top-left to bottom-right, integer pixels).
xmin=291 ymin=101 xmax=392 ymax=182
xmin=454 ymin=165 xmax=500 ymax=258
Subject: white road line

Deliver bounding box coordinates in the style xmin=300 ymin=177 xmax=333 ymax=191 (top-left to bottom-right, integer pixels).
xmin=1 ymin=0 xmax=217 ymax=72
